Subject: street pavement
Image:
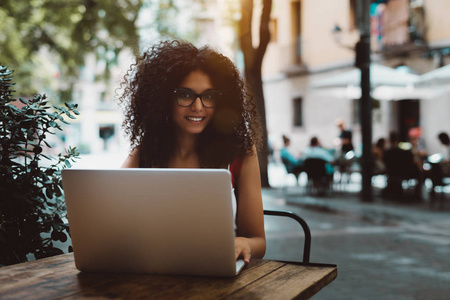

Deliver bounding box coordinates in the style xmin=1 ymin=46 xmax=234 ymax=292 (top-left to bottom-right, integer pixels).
xmin=262 ymin=184 xmax=450 ymax=300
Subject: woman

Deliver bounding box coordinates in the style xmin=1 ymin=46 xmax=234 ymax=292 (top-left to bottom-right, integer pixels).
xmin=119 ymin=41 xmax=265 ymax=263
xmin=280 ymin=135 xmax=304 ymax=177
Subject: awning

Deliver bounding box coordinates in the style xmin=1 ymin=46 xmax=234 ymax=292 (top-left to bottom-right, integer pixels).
xmin=309 ymin=63 xmax=446 ymax=100
xmin=311 ymin=85 xmax=446 ymax=101
xmin=416 ymin=64 xmax=450 ymax=87
xmin=311 ymin=63 xmax=419 ymax=88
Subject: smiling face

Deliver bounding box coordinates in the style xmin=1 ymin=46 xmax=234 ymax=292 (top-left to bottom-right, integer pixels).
xmin=171 ymin=70 xmax=216 ymax=137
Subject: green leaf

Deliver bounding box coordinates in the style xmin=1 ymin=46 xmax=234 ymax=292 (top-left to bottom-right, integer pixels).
xmin=41 ymin=154 xmax=52 ymax=160
xmin=20 ymin=153 xmax=33 ymax=159
xmin=33 ymin=146 xmax=43 ymax=154
xmin=45 ymin=187 xmax=53 ymax=199
xmin=52 ymin=105 xmax=62 ymax=112
xmin=54 ymin=185 xmax=62 ymax=197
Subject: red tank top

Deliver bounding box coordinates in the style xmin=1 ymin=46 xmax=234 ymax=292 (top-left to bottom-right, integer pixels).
xmin=230 ymin=157 xmax=243 ymax=188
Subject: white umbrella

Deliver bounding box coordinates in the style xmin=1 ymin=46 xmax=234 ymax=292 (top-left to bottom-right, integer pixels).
xmin=311 ymin=63 xmax=419 ymax=88
xmin=416 ymin=64 xmax=450 ymax=87
xmin=371 ymin=85 xmax=447 ymax=100
xmin=309 ymin=63 xmax=447 ymax=100
xmin=311 ymin=84 xmax=445 ymax=101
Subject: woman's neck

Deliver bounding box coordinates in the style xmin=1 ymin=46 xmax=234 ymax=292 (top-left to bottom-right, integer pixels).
xmin=169 ymin=131 xmax=200 ymax=168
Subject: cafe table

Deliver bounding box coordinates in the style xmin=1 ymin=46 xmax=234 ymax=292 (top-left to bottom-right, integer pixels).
xmin=0 ymin=253 xmax=337 ymax=299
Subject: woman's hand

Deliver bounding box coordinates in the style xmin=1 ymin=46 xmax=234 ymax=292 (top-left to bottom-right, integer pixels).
xmin=235 ymin=237 xmax=251 ymax=263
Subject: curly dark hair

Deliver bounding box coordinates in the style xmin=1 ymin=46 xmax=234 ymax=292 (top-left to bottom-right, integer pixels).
xmin=118 ymin=40 xmax=262 ymax=168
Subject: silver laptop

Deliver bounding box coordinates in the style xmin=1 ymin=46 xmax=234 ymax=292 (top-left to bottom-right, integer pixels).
xmin=61 ymin=168 xmax=245 ymax=277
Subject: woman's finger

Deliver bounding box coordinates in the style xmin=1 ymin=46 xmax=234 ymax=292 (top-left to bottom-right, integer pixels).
xmin=235 ymin=248 xmax=241 ymax=260
xmin=242 ymin=248 xmax=251 ymax=264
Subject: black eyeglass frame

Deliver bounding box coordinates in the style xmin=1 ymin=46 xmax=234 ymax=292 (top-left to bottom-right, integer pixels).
xmin=173 ymin=88 xmax=222 ymax=108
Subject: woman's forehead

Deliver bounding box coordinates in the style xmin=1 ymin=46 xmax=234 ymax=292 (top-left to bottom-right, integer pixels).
xmin=179 ymin=70 xmax=214 ymax=92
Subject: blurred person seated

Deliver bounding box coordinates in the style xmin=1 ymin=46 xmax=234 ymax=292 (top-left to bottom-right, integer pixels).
xmin=301 ymin=137 xmax=335 ymax=195
xmin=438 ymin=132 xmax=450 ymax=159
xmin=438 ymin=132 xmax=450 ymax=176
xmin=280 ymin=135 xmax=304 ymax=179
xmin=426 ymin=132 xmax=450 ymax=200
xmin=408 ymin=127 xmax=427 ymax=171
xmin=372 ymin=138 xmax=386 ymax=175
xmin=383 ymin=131 xmax=423 ymax=200
xmin=302 ymin=136 xmax=335 ymax=176
xmin=334 ymin=119 xmax=356 ymax=175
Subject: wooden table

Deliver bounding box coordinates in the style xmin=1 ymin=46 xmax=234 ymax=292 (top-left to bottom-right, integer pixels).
xmin=0 ymin=253 xmax=337 ymax=299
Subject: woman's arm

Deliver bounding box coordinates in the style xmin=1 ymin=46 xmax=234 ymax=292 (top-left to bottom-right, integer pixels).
xmin=235 ymin=145 xmax=266 ymax=263
xmin=121 ymin=147 xmax=140 ymax=168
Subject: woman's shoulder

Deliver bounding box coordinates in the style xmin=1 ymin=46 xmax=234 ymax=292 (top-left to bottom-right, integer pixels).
xmin=229 ymin=147 xmax=256 ymax=187
xmin=121 ymin=146 xmax=141 ymax=168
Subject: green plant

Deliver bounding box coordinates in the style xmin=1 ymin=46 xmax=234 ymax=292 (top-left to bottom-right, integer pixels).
xmin=0 ymin=65 xmax=80 ymax=266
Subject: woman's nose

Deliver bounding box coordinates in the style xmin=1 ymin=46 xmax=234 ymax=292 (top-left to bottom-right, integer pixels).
xmin=190 ymin=96 xmax=203 ymax=111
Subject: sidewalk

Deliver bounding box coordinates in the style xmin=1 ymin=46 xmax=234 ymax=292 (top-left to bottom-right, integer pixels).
xmin=263 ymin=171 xmax=450 ymax=300
xmin=262 ymin=187 xmax=450 ymax=225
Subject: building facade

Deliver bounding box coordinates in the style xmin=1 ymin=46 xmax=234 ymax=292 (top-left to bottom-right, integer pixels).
xmin=263 ymin=0 xmax=450 ymax=157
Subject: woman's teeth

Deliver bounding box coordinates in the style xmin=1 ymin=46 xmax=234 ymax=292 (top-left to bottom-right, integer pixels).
xmin=187 ymin=117 xmax=203 ymax=121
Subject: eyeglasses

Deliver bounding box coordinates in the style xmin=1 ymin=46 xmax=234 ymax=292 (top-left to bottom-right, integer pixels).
xmin=173 ymin=88 xmax=221 ymax=108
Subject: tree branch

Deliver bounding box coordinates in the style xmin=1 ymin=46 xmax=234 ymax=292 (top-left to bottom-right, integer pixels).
xmin=239 ymin=0 xmax=255 ymax=69
xmin=256 ymin=0 xmax=272 ymax=64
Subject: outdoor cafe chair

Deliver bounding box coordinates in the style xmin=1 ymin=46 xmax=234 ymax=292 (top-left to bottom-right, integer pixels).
xmin=383 ymin=148 xmax=423 ymax=200
xmin=426 ymin=154 xmax=450 ymax=209
xmin=334 ymin=150 xmax=357 ymax=191
xmin=303 ymin=158 xmax=332 ymax=196
xmin=263 ymin=210 xmax=336 ymax=269
xmin=281 ymin=157 xmax=301 ymax=186
xmin=264 ymin=209 xmax=311 ymax=263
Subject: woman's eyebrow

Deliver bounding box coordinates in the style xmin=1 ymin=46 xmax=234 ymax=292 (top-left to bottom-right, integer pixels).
xmin=177 ymin=87 xmax=217 ymax=93
xmin=177 ymin=87 xmax=193 ymax=91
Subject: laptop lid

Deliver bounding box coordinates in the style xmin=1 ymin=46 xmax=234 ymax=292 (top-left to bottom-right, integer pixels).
xmin=62 ymin=168 xmax=244 ymax=277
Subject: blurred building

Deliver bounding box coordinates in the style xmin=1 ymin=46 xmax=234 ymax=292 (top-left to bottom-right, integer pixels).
xmin=67 ymin=51 xmax=131 ymax=156
xmin=263 ymin=0 xmax=450 ymax=156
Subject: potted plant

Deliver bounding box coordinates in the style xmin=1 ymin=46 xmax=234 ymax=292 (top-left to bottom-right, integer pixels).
xmin=0 ymin=65 xmax=80 ymax=266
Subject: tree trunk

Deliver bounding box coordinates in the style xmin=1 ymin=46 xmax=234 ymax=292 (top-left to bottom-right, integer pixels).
xmin=239 ymin=0 xmax=272 ymax=187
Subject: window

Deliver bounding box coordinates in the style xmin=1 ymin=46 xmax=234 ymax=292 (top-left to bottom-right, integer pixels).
xmin=291 ymin=0 xmax=302 ymax=64
xmin=293 ymin=97 xmax=303 ymax=127
xmin=100 ymin=91 xmax=106 ymax=102
xmin=349 ymin=0 xmax=357 ymax=30
xmin=270 ymin=18 xmax=278 ymax=42
xmin=99 ymin=125 xmax=115 ymax=151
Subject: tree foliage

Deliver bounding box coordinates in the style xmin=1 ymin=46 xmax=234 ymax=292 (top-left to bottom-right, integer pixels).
xmin=0 ymin=65 xmax=80 ymax=266
xmin=0 ymin=0 xmax=142 ymax=98
xmin=140 ymin=0 xmax=205 ymax=43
